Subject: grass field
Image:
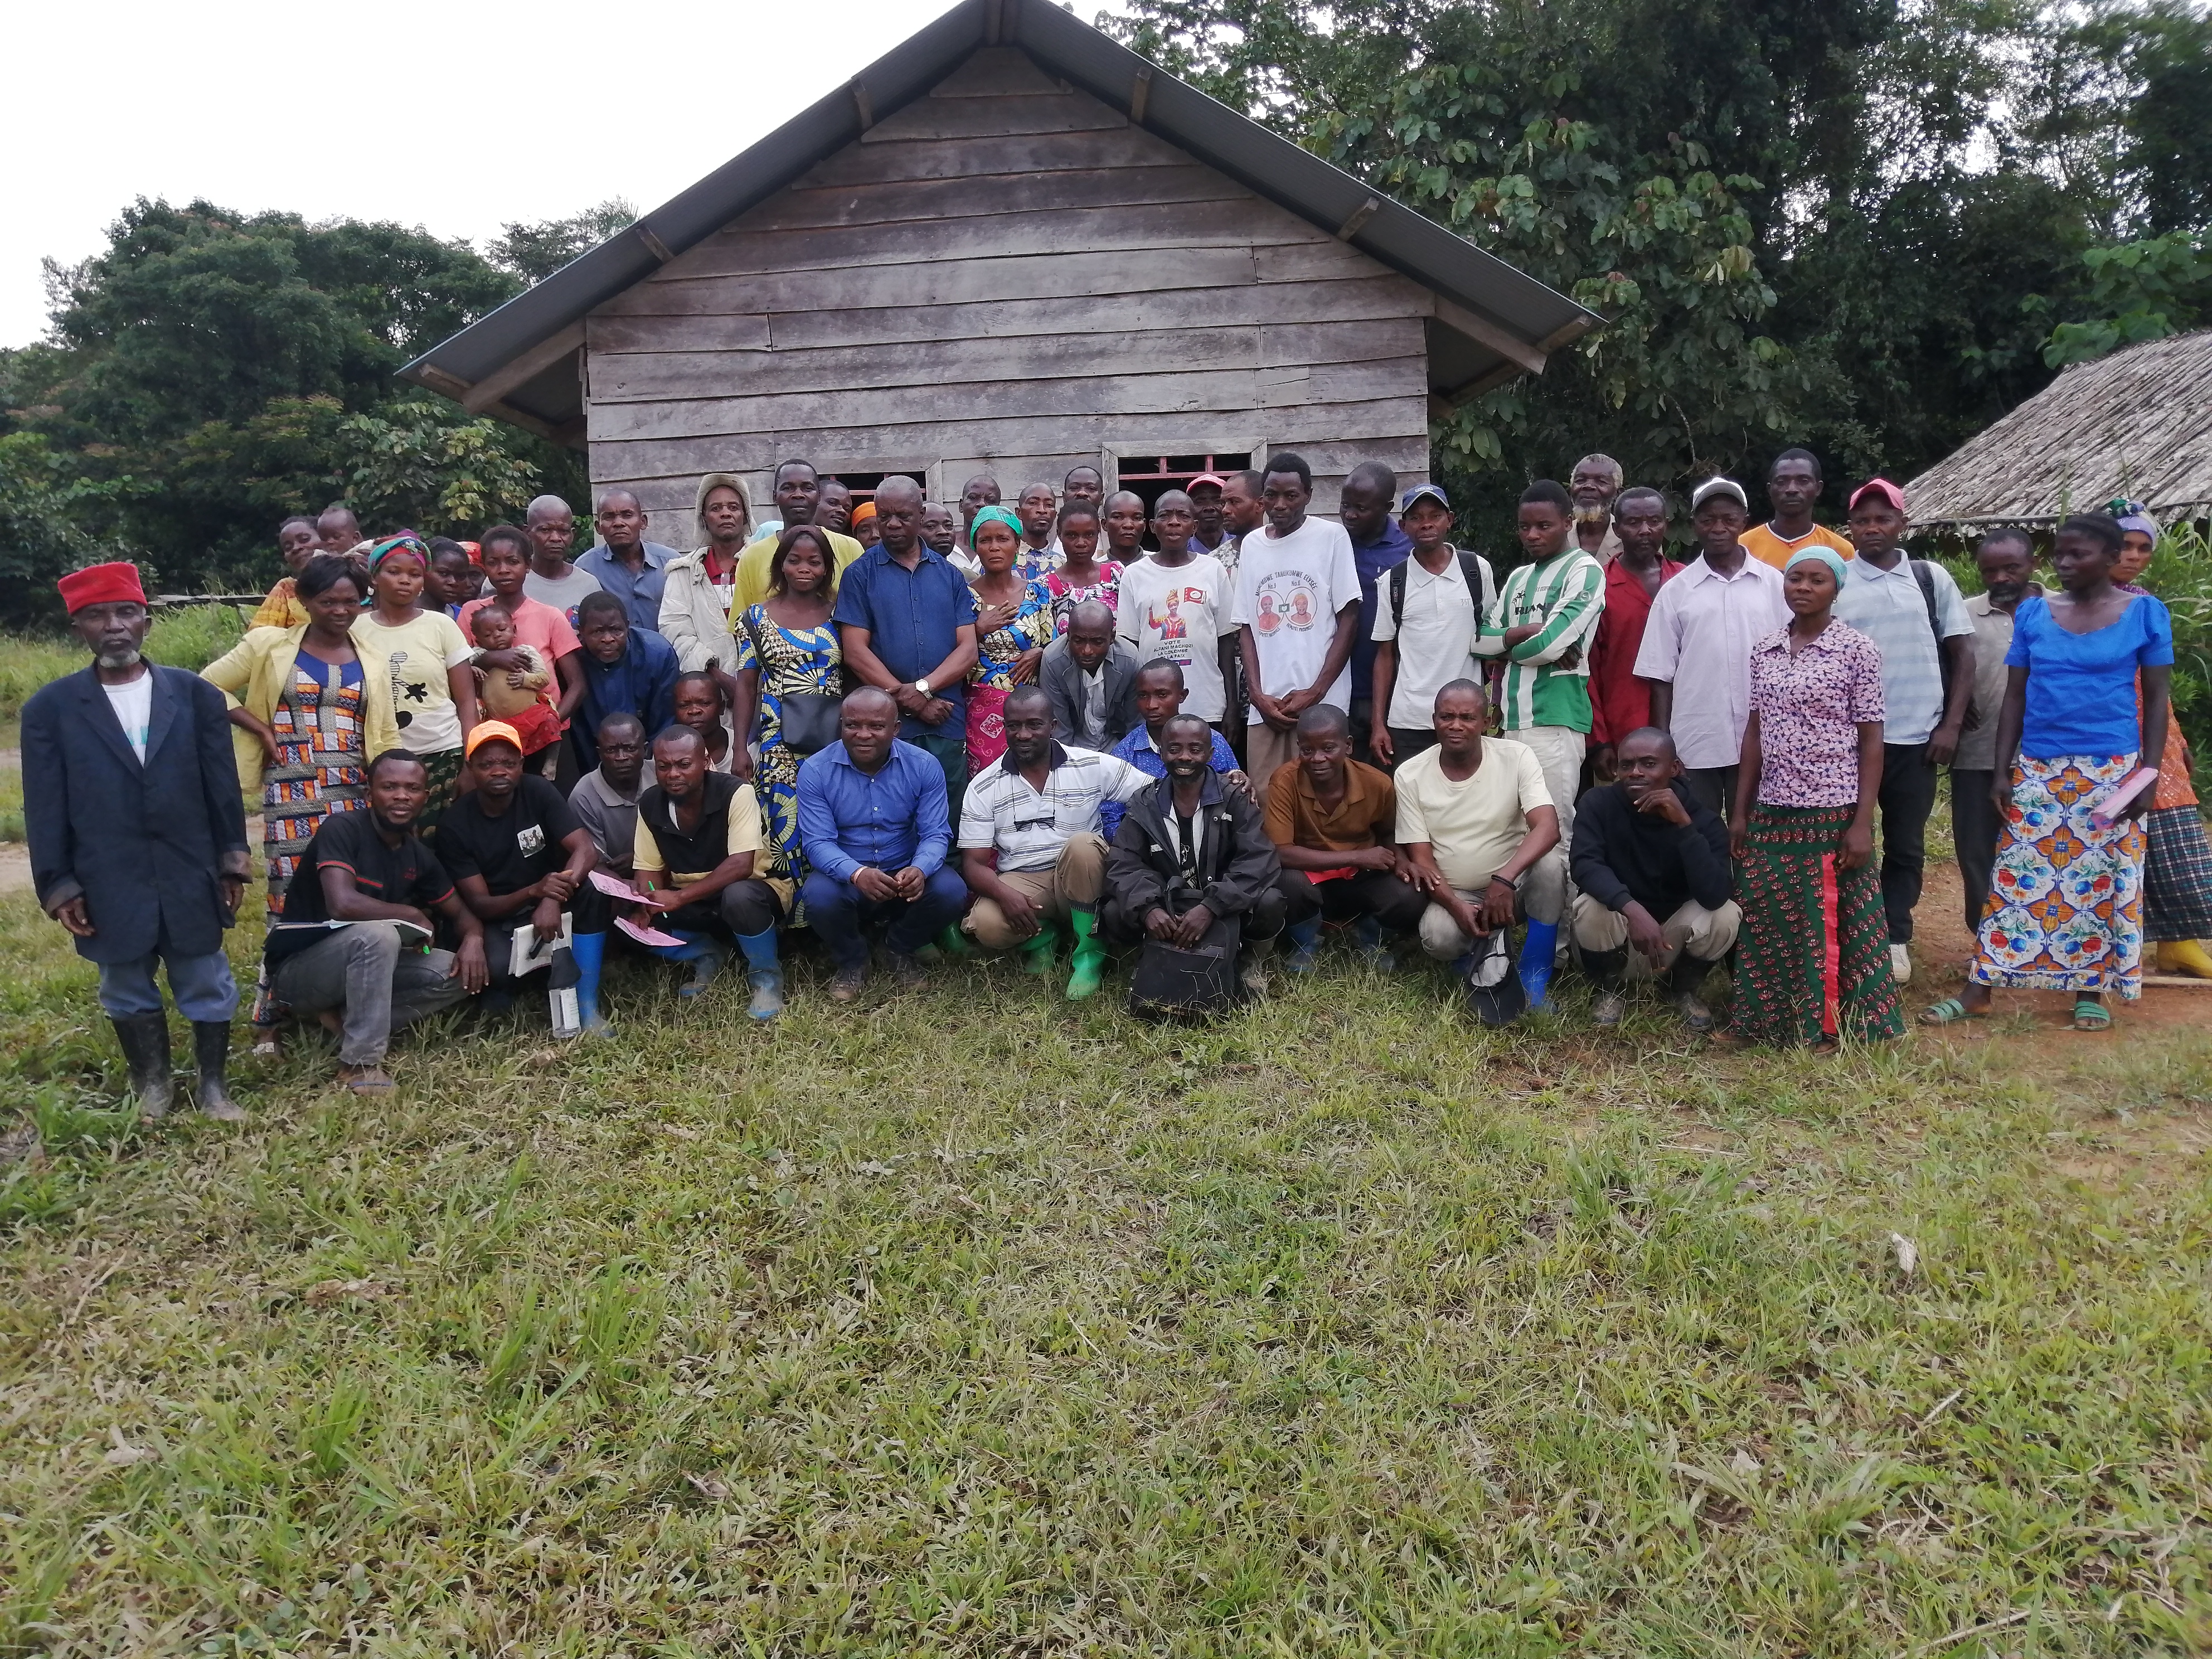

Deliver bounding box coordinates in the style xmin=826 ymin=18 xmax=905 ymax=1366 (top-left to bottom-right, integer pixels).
xmin=2 ymin=890 xmax=2206 ymax=1657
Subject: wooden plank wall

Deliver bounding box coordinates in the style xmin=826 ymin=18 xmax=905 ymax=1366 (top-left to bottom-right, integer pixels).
xmin=583 ymin=47 xmax=1434 ymax=538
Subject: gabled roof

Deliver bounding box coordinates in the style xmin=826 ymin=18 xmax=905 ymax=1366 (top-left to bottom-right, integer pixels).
xmin=401 ymin=0 xmax=1598 ymax=444
xmin=1905 ymin=329 xmax=2212 ymax=529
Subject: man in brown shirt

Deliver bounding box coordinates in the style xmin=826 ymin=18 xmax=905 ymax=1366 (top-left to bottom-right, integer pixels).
xmin=1265 ymin=704 xmax=1428 ymax=971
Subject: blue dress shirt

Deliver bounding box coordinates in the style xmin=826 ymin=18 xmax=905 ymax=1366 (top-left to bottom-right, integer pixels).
xmin=831 ymin=544 xmax=980 ymax=738
xmin=576 ymin=542 xmax=677 ymax=634
xmin=795 ymin=739 xmax=952 ymax=882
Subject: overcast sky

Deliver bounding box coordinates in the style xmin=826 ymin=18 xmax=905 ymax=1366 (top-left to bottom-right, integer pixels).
xmin=3 ymin=0 xmax=1118 ymax=348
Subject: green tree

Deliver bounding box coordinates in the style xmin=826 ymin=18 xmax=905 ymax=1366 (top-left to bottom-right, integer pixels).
xmin=488 ymin=200 xmax=639 ymax=284
xmin=1 ymin=198 xmax=585 ymax=617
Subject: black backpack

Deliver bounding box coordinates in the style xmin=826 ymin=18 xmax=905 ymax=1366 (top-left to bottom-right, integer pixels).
xmin=1387 ymin=550 xmax=1494 ymax=629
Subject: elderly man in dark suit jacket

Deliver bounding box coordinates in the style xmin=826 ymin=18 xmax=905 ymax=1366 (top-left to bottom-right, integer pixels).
xmin=1041 ymin=599 xmax=1139 ymax=750
xmin=24 ymin=563 xmax=252 ymax=1120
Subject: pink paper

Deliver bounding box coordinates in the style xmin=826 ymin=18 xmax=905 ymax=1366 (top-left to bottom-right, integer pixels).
xmin=589 ymin=870 xmax=637 ymax=898
xmin=615 ymin=915 xmax=685 ymax=948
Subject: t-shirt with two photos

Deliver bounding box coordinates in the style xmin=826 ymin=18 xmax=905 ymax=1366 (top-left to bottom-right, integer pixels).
xmin=1230 ymin=516 xmax=1362 ymax=721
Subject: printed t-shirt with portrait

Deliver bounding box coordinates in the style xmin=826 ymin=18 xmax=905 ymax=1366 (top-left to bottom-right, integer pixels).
xmin=1391 ymin=736 xmax=1553 ymax=892
xmin=1116 ymin=552 xmax=1234 ymax=721
xmin=434 ymin=776 xmax=581 ymax=899
xmin=1229 ymin=516 xmax=1362 ymax=723
xmin=351 ymin=609 xmax=474 ymax=754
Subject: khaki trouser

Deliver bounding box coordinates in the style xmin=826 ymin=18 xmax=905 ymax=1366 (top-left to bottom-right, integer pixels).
xmin=1415 ymin=853 xmax=1569 ymax=959
xmin=963 ymin=833 xmax=1107 ymax=948
xmin=1570 ymin=893 xmax=1740 ymax=977
xmin=1244 ymin=721 xmax=1298 ymax=811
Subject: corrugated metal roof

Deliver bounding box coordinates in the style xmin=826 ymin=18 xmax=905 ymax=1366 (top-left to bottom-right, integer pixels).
xmin=1905 ymin=331 xmax=2212 ymax=528
xmin=402 ymin=0 xmax=1598 ymax=436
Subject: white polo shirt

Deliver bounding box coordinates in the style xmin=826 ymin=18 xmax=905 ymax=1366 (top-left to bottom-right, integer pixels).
xmin=958 ymin=743 xmax=1154 ymax=872
xmin=1370 ymin=547 xmax=1496 ymax=730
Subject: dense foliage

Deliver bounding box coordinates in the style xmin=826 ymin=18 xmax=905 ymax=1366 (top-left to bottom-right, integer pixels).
xmin=0 ymin=201 xmax=627 ymax=622
xmin=1107 ymin=0 xmax=2212 ymax=537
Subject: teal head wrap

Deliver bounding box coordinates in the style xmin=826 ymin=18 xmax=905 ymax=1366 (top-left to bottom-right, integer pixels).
xmin=969 ymin=505 xmax=1025 ymax=549
xmin=1784 ymin=546 xmax=1849 ymax=588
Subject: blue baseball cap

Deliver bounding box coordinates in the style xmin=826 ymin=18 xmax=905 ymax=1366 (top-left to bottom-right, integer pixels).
xmin=1398 ymin=482 xmax=1452 ymax=513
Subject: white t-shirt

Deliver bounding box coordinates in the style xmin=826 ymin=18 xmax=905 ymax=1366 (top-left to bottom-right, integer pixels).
xmin=1230 ymin=516 xmax=1361 ymax=723
xmin=1117 ymin=552 xmax=1234 ymax=720
xmin=1370 ymin=548 xmax=1495 ymax=730
xmin=102 ymin=671 xmax=153 ymax=761
xmin=1393 ymin=736 xmax=1553 ymax=892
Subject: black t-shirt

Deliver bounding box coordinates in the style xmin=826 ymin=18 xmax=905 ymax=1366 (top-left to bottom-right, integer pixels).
xmin=435 ymin=775 xmax=581 ymax=898
xmin=266 ymin=809 xmax=454 ymax=965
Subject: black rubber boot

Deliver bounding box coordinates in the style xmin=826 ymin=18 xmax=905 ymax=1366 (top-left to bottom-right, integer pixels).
xmin=192 ymin=1021 xmax=246 ymax=1122
xmin=111 ymin=1015 xmax=175 ymax=1120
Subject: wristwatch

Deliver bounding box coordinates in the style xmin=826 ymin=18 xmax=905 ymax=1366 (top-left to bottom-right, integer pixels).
xmin=915 ymin=678 xmax=932 ymax=697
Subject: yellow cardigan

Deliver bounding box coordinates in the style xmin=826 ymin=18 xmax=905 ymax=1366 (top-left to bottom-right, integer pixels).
xmin=200 ymin=624 xmax=402 ymax=794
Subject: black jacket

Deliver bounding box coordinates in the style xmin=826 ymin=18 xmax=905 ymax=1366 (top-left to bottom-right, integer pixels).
xmin=1107 ymin=770 xmax=1280 ymax=919
xmin=23 ymin=664 xmax=251 ymax=964
xmin=1569 ymin=780 xmax=1733 ymax=918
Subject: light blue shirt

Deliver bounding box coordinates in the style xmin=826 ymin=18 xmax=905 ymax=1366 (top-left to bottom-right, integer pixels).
xmin=795 ymin=739 xmax=952 ymax=882
xmin=1831 ymin=554 xmax=1973 ymax=745
xmin=575 ymin=542 xmax=677 ymax=634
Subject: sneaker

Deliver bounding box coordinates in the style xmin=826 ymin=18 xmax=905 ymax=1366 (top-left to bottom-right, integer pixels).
xmin=828 ymin=966 xmax=868 ymax=1003
xmin=1670 ymin=991 xmax=1715 ymax=1032
xmin=337 ymin=1065 xmax=394 ymax=1093
xmin=1889 ymin=943 xmax=1913 ymax=986
xmin=1592 ymin=989 xmax=1628 ymax=1027
xmin=887 ymin=951 xmax=928 ymax=989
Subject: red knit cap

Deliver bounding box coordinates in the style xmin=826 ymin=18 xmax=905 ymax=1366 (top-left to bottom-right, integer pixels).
xmin=56 ymin=562 xmax=147 ymax=613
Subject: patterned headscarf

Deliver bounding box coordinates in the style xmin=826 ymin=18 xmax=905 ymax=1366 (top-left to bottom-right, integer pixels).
xmin=969 ymin=505 xmax=1024 ymax=549
xmin=2106 ymin=498 xmax=2160 ymax=542
xmin=367 ymin=533 xmax=430 ymax=572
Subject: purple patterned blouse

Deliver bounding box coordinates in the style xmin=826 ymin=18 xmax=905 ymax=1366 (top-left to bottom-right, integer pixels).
xmin=1748 ymin=619 xmax=1886 ymax=808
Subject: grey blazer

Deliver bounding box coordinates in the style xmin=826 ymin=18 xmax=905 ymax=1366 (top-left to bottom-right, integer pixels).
xmin=1041 ymin=634 xmax=1141 ymax=750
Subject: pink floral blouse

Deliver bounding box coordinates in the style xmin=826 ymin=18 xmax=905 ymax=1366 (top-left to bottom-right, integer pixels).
xmin=1045 ymin=561 xmax=1124 ymax=636
xmin=1748 ymin=619 xmax=1885 ymax=808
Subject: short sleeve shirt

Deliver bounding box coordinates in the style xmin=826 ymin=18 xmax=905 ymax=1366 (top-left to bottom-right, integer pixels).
xmin=832 ymin=545 xmax=982 ymax=736
xmin=522 ymin=566 xmax=605 ymax=631
xmin=1748 ymin=620 xmax=1885 ymax=807
xmin=2008 ymin=593 xmax=2174 ymax=760
xmin=265 ymin=810 xmax=453 ymax=964
xmin=1392 ymin=738 xmax=1553 ymax=891
xmin=957 ymin=744 xmax=1153 ymax=871
xmin=350 ymin=609 xmax=474 ymax=755
xmin=1830 ymin=556 xmax=1973 ymax=745
xmin=569 ymin=768 xmax=642 ymax=867
xmin=434 ymin=777 xmax=581 ymax=898
xmin=1263 ymin=758 xmax=1396 ymax=852
xmin=1117 ymin=554 xmax=1234 ymax=721
xmin=1740 ymin=521 xmax=1856 ymax=571
xmin=1370 ymin=550 xmax=1493 ymax=730
xmin=1231 ymin=516 xmax=1362 ymax=720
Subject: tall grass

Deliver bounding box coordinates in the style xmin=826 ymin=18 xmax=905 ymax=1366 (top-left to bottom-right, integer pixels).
xmin=0 ymin=604 xmax=247 ymax=719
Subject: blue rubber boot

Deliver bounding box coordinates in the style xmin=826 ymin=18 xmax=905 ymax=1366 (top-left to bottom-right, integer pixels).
xmin=571 ymin=930 xmax=612 ymax=1034
xmin=1353 ymin=915 xmax=1396 ymax=972
xmin=735 ymin=926 xmax=784 ymax=1021
xmin=1282 ymin=916 xmax=1324 ymax=973
xmin=646 ymin=931 xmax=729 ymax=999
xmin=1517 ymin=919 xmax=1559 ymax=1010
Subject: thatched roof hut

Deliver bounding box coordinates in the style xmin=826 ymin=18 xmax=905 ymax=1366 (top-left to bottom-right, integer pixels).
xmin=1905 ymin=329 xmax=2212 ymax=531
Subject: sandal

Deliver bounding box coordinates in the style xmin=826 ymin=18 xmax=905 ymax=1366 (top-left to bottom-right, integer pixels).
xmin=1918 ymin=997 xmax=1987 ymax=1026
xmin=2070 ymin=998 xmax=2111 ymax=1031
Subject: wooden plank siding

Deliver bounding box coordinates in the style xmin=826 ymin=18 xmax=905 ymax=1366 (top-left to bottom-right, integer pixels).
xmin=584 ymin=47 xmax=1432 ymax=521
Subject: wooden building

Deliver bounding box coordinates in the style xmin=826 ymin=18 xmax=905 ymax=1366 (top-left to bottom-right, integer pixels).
xmin=404 ymin=0 xmax=1595 ymax=523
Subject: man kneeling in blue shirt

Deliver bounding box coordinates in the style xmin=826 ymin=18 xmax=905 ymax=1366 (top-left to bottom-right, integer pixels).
xmin=796 ymin=687 xmax=970 ymax=1001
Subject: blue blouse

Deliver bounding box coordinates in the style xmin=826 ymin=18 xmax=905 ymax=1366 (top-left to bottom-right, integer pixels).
xmin=2007 ymin=593 xmax=2173 ymax=760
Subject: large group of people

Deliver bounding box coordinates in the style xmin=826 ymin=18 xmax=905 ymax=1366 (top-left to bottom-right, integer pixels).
xmin=23 ymin=447 xmax=2206 ymax=1113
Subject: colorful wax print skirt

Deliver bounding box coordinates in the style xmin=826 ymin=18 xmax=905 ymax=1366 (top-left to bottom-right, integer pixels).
xmin=1734 ymin=802 xmax=1904 ymax=1046
xmin=1970 ymin=754 xmax=2145 ymax=997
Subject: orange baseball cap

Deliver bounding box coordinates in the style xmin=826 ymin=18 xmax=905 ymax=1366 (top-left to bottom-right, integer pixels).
xmin=464 ymin=720 xmax=524 ymax=758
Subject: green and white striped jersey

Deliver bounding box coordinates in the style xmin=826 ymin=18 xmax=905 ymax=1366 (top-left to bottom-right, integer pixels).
xmin=1472 ymin=547 xmax=1605 ymax=732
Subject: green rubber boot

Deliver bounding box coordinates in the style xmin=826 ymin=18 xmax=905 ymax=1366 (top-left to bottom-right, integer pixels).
xmin=1020 ymin=921 xmax=1062 ymax=977
xmin=1066 ymin=908 xmax=1107 ymax=1000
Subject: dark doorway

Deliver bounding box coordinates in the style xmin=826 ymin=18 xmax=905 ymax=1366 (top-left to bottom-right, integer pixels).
xmin=1114 ymin=452 xmax=1252 ymax=519
xmin=830 ymin=470 xmax=927 ymax=505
